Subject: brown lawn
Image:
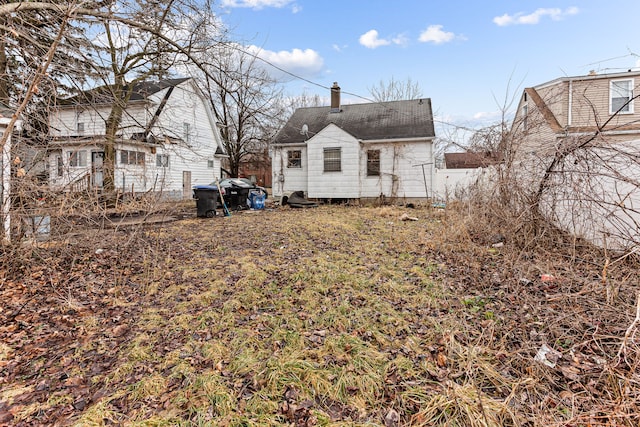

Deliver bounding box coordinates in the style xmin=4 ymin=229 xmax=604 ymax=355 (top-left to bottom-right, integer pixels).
xmin=1 ymin=203 xmax=638 ymax=426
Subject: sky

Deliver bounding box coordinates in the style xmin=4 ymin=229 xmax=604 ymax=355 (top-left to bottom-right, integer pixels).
xmin=216 ymin=0 xmax=640 ymax=138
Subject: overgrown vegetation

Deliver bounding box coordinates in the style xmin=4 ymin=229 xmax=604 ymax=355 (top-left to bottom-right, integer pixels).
xmin=1 ymin=202 xmax=638 ymax=426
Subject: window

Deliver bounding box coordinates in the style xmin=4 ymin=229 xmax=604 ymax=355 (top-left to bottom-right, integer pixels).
xmin=610 ymin=79 xmax=634 ymax=114
xmin=77 ymin=122 xmax=84 ymax=136
xmin=522 ymin=104 xmax=528 ymax=130
xmin=120 ymin=150 xmax=145 ymax=165
xmin=57 ymin=156 xmax=63 ymax=176
xmin=323 ymin=147 xmax=341 ymax=172
xmin=367 ymin=150 xmax=380 ymax=176
xmin=287 ymin=150 xmax=302 ymax=168
xmin=207 ymin=160 xmax=215 ymax=168
xmin=183 ymin=122 xmax=192 ymax=143
xmin=156 ymin=154 xmax=169 ymax=167
xmin=69 ymin=150 xmax=87 ymax=167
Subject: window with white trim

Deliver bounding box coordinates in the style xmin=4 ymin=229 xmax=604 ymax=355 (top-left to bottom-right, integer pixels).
xmin=610 ymin=79 xmax=634 ymax=114
xmin=367 ymin=150 xmax=380 ymax=176
xmin=69 ymin=150 xmax=87 ymax=167
xmin=77 ymin=122 xmax=84 ymax=136
xmin=207 ymin=160 xmax=215 ymax=168
xmin=183 ymin=122 xmax=192 ymax=143
xmin=323 ymin=147 xmax=341 ymax=172
xmin=120 ymin=150 xmax=145 ymax=165
xmin=287 ymin=150 xmax=302 ymax=168
xmin=156 ymin=154 xmax=169 ymax=167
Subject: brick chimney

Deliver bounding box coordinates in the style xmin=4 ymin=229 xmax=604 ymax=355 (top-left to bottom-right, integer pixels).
xmin=330 ymin=82 xmax=340 ymax=112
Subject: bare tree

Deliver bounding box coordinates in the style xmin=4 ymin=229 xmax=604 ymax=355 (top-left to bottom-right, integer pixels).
xmin=78 ymin=0 xmax=219 ymax=193
xmin=194 ymin=44 xmax=283 ymax=177
xmin=368 ymin=76 xmax=424 ymax=102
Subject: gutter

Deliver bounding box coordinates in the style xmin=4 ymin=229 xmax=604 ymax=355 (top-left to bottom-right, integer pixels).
xmin=358 ymin=136 xmax=435 ymax=144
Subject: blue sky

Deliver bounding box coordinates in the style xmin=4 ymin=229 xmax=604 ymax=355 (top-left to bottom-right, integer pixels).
xmin=217 ymin=0 xmax=640 ymax=135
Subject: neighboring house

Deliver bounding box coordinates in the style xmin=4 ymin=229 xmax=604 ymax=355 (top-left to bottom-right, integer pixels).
xmin=1 ymin=103 xmax=21 ymax=241
xmin=511 ymin=70 xmax=640 ymax=153
xmin=430 ymin=151 xmax=500 ymax=201
xmin=271 ymin=83 xmax=435 ymax=201
xmin=238 ymin=150 xmax=272 ymax=188
xmin=443 ymin=151 xmax=501 ymax=169
xmin=48 ymin=77 xmax=226 ymax=199
xmin=510 ymin=70 xmax=640 ymax=249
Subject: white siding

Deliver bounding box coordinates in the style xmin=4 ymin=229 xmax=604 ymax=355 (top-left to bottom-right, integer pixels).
xmin=271 ymin=145 xmax=308 ymax=198
xmin=271 ymin=125 xmax=434 ymax=200
xmin=359 ymin=140 xmax=433 ymax=199
xmin=48 ymin=80 xmax=224 ymax=196
xmin=307 ymin=125 xmax=360 ymax=199
xmin=151 ymin=82 xmax=221 ymax=194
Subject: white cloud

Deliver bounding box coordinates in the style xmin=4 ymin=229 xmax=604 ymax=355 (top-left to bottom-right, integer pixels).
xmin=359 ymin=30 xmax=391 ymax=49
xmin=418 ymin=25 xmax=456 ymax=44
xmin=221 ymin=0 xmax=294 ymax=9
xmin=247 ymin=45 xmax=324 ymax=79
xmin=358 ymin=29 xmax=407 ymax=49
xmin=493 ymin=7 xmax=579 ymax=26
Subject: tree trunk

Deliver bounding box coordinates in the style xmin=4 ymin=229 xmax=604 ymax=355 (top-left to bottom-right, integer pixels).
xmin=103 ymin=102 xmax=124 ymax=194
xmin=0 ymin=34 xmax=9 ymax=105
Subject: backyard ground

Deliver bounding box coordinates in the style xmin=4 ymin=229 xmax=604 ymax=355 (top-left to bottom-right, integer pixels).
xmin=0 ymin=203 xmax=638 ymax=426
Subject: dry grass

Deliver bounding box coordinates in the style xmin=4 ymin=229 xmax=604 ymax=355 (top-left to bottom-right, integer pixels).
xmin=0 ymin=203 xmax=638 ymax=426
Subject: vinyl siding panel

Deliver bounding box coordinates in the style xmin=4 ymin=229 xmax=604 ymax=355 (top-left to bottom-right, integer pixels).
xmin=271 ymin=146 xmax=308 ymax=198
xmin=359 ymin=141 xmax=433 ymax=198
xmin=307 ymin=125 xmax=360 ymax=199
xmin=569 ymin=77 xmax=640 ymax=129
xmin=513 ymin=93 xmax=559 ymax=156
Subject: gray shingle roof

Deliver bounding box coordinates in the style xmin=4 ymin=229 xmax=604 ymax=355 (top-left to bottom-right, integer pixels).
xmin=59 ymin=77 xmax=190 ymax=106
xmin=273 ymin=98 xmax=435 ymax=144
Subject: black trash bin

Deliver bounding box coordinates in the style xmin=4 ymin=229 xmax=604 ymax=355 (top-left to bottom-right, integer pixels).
xmin=193 ymin=185 xmax=219 ymax=217
xmin=222 ymin=186 xmax=251 ymax=211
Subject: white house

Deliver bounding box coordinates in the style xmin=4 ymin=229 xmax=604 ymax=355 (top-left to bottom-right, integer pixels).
xmin=47 ymin=77 xmax=226 ymax=199
xmin=271 ymin=83 xmax=436 ymax=201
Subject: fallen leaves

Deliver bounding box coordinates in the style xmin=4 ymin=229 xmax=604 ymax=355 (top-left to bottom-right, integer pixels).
xmin=0 ymin=205 xmax=638 ymax=426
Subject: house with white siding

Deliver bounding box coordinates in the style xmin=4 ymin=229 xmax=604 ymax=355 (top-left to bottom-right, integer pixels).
xmin=47 ymin=77 xmax=226 ymax=198
xmin=271 ymin=83 xmax=435 ymax=202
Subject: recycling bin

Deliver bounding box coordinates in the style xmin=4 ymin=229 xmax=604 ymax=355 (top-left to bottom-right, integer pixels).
xmin=248 ymin=189 xmax=266 ymax=210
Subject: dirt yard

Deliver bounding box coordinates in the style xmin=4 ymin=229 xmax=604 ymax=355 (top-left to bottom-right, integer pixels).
xmin=1 ymin=203 xmax=638 ymax=426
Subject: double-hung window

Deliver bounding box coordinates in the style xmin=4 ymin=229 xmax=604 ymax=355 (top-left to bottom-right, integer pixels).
xmin=323 ymin=148 xmax=341 ymax=172
xmin=156 ymin=154 xmax=169 ymax=167
xmin=287 ymin=150 xmax=302 ymax=168
xmin=69 ymin=150 xmax=87 ymax=167
xmin=610 ymin=79 xmax=634 ymax=114
xmin=367 ymin=150 xmax=380 ymax=176
xmin=183 ymin=122 xmax=192 ymax=143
